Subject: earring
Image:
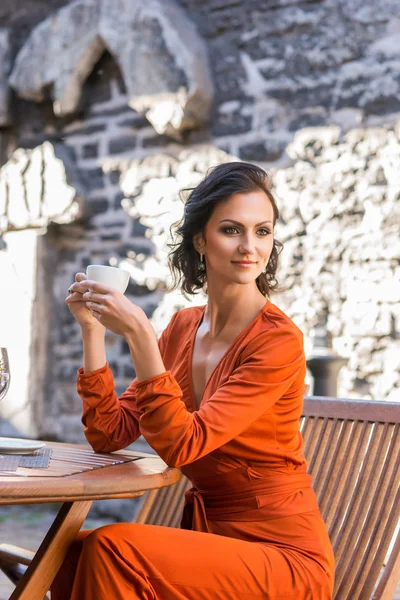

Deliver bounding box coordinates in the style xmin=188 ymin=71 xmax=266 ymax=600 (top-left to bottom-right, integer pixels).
xmin=200 ymin=253 xmax=204 ymax=264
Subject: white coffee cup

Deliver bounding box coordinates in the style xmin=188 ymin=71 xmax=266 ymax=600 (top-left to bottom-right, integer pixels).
xmin=86 ymin=265 xmax=130 ymax=294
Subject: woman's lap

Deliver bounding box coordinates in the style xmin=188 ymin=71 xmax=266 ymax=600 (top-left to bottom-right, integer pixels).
xmin=51 ymin=522 xmax=332 ymax=600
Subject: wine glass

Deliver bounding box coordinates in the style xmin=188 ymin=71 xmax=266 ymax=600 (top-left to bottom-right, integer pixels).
xmin=0 ymin=348 xmax=10 ymax=402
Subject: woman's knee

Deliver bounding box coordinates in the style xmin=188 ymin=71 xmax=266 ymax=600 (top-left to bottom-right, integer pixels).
xmin=81 ymin=523 xmax=130 ymax=555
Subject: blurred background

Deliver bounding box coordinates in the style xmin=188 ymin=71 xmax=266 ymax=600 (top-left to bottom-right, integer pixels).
xmin=0 ymin=1 xmax=399 ymax=596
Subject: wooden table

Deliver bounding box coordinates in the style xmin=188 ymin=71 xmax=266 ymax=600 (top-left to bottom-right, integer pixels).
xmin=0 ymin=442 xmax=180 ymax=600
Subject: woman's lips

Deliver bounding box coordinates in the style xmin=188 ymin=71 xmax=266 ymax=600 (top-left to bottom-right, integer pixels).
xmin=232 ymin=261 xmax=257 ymax=267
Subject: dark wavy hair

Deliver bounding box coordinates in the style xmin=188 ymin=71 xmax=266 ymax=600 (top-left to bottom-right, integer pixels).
xmin=167 ymin=161 xmax=283 ymax=298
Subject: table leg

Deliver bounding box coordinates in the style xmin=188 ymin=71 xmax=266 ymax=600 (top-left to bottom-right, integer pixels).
xmin=9 ymin=500 xmax=92 ymax=600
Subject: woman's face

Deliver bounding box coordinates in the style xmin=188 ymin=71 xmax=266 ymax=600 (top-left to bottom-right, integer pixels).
xmin=196 ymin=190 xmax=275 ymax=287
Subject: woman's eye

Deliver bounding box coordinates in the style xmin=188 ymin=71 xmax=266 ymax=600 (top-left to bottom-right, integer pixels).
xmin=222 ymin=227 xmax=271 ymax=236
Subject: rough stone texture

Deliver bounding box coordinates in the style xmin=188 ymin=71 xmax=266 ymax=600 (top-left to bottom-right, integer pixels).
xmin=0 ymin=0 xmax=72 ymax=55
xmin=273 ymin=124 xmax=400 ymax=401
xmin=0 ymin=29 xmax=10 ymax=126
xmin=8 ymin=0 xmax=214 ymax=136
xmin=0 ymin=141 xmax=86 ymax=233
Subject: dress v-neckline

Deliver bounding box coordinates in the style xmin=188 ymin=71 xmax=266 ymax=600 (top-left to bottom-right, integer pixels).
xmin=187 ymin=301 xmax=269 ymax=411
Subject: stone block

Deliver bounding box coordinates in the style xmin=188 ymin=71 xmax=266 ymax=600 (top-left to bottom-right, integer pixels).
xmin=82 ymin=167 xmax=104 ymax=191
xmin=362 ymin=92 xmax=400 ymax=115
xmin=142 ymin=135 xmax=172 ymax=149
xmin=87 ymin=197 xmax=109 ymax=215
xmin=82 ymin=144 xmax=99 ymax=158
xmin=131 ymin=218 xmax=148 ymax=237
xmin=118 ymin=114 xmax=149 ymax=129
xmin=212 ymin=111 xmax=252 ymax=137
xmin=210 ymin=38 xmax=248 ymax=100
xmin=239 ymin=140 xmax=283 ymax=162
xmin=82 ymin=143 xmax=98 ymax=159
xmin=108 ymin=170 xmax=121 ymax=185
xmin=288 ymin=111 xmax=326 ymax=132
xmin=64 ymin=123 xmax=106 ymax=138
xmin=100 ymin=232 xmax=121 ymax=241
xmin=268 ymin=80 xmax=334 ymax=111
xmin=113 ymin=191 xmax=125 ymax=210
xmin=0 ymin=29 xmax=10 ymax=126
xmin=102 ymin=220 xmax=126 ymax=229
xmin=109 ymin=135 xmax=136 ymax=155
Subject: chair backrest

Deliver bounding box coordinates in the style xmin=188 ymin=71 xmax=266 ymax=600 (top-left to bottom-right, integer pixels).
xmin=301 ymin=396 xmax=400 ymax=600
xmin=134 ymin=471 xmax=191 ymax=528
xmin=134 ymin=397 xmax=400 ymax=600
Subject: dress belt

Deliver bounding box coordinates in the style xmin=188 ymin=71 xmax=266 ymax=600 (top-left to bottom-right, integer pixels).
xmin=181 ymin=472 xmax=318 ymax=532
xmin=182 ymin=489 xmax=210 ymax=532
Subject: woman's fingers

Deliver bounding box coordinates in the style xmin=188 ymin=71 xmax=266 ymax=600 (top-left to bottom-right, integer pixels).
xmin=79 ymin=280 xmax=114 ymax=295
xmin=68 ymin=282 xmax=89 ymax=295
xmin=82 ymin=291 xmax=108 ymax=304
xmin=66 ymin=273 xmax=88 ymax=295
xmin=65 ymin=297 xmax=88 ymax=313
xmin=65 ymin=293 xmax=87 ymax=304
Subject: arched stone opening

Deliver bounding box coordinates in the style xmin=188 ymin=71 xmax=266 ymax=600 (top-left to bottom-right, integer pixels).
xmin=8 ymin=0 xmax=214 ymax=137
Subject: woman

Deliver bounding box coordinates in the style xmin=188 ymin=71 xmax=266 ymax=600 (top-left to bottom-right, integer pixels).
xmin=53 ymin=162 xmax=335 ymax=599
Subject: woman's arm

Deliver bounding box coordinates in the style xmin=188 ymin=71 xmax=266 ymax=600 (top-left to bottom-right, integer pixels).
xmin=78 ymin=363 xmax=141 ymax=452
xmin=66 ymin=275 xmax=155 ymax=451
xmin=76 ymin=304 xmax=178 ymax=453
xmin=82 ymin=326 xmax=106 ymax=373
xmin=135 ymin=326 xmax=305 ymax=467
xmin=66 ymin=273 xmax=107 ymax=373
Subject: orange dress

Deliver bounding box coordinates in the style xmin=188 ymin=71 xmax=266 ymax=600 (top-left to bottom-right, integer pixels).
xmin=51 ymin=301 xmax=335 ymax=599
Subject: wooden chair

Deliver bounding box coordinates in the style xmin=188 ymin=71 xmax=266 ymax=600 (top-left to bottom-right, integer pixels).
xmin=133 ymin=396 xmax=400 ymax=599
xmin=1 ymin=397 xmax=399 ymax=599
xmin=133 ymin=469 xmax=191 ymax=527
xmin=301 ymin=396 xmax=400 ymax=600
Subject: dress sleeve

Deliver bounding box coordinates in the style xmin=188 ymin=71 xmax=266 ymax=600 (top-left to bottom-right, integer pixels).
xmin=135 ymin=326 xmax=305 ymax=467
xmin=78 ymin=312 xmax=178 ymax=452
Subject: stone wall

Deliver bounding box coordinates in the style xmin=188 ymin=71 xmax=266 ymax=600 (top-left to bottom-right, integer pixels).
xmin=0 ymin=0 xmax=399 ymax=442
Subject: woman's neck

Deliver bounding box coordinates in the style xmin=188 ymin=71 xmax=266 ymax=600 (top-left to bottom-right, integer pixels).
xmin=203 ymin=289 xmax=268 ymax=339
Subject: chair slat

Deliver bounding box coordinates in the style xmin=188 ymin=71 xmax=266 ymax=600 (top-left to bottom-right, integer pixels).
xmin=350 ymin=428 xmax=400 ymax=599
xmin=372 ymin=528 xmax=400 ymax=600
xmin=317 ymin=419 xmax=352 ymax=517
xmin=327 ymin=421 xmax=372 ymax=544
xmin=334 ymin=423 xmax=393 ymax=597
xmin=334 ymin=422 xmax=388 ymax=592
xmin=145 ymin=486 xmax=170 ymax=524
xmin=133 ymin=474 xmax=190 ymax=528
xmin=311 ymin=418 xmax=341 ymax=499
xmin=299 ymin=415 xmax=313 ymax=444
xmin=306 ymin=418 xmax=329 ymax=472
xmin=134 ymin=488 xmax=159 ymax=524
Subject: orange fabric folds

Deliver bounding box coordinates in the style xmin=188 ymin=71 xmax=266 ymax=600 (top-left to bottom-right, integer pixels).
xmin=51 ymin=301 xmax=335 ymax=599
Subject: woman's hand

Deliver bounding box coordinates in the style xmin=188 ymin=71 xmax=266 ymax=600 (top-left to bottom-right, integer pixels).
xmin=77 ymin=280 xmax=148 ymax=338
xmin=65 ymin=273 xmax=105 ymax=332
